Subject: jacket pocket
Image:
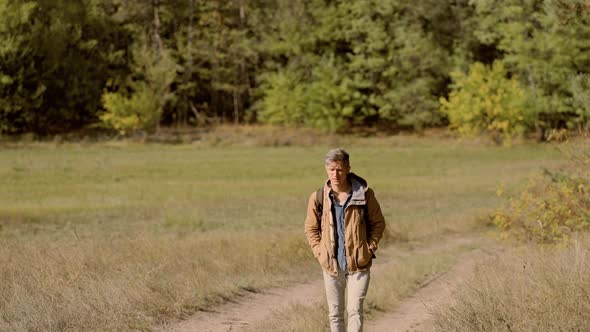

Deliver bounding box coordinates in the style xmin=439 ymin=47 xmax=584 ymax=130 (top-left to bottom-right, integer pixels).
xmin=317 ymin=243 xmax=331 ymax=270
xmin=356 ymin=241 xmax=372 ymax=268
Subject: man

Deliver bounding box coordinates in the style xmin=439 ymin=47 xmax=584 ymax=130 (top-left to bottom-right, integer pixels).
xmin=304 ymin=148 xmax=386 ymax=332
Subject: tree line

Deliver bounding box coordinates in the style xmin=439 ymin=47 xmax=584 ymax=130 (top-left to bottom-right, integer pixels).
xmin=1 ymin=0 xmax=589 ymax=139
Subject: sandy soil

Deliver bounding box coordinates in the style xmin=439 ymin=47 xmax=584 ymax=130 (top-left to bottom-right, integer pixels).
xmin=158 ymin=236 xmax=491 ymax=332
xmin=158 ymin=281 xmax=325 ymax=332
xmin=365 ymin=248 xmax=491 ymax=332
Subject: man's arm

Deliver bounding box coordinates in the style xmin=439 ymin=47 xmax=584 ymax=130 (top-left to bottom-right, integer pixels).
xmin=304 ymin=192 xmax=322 ymax=257
xmin=366 ymin=188 xmax=386 ymax=253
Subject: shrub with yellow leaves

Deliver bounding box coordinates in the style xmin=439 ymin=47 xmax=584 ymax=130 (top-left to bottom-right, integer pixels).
xmin=441 ymin=61 xmax=537 ymax=145
xmin=491 ymin=139 xmax=590 ymax=243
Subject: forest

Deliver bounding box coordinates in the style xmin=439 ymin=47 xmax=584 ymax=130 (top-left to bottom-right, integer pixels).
xmin=1 ymin=0 xmax=589 ymax=139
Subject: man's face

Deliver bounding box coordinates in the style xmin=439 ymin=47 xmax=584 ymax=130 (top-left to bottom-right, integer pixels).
xmin=325 ymin=161 xmax=350 ymax=187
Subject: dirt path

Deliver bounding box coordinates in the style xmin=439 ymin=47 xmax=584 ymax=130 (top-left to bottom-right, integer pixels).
xmin=158 ymin=236 xmax=490 ymax=332
xmin=365 ymin=248 xmax=492 ymax=332
xmin=158 ymin=281 xmax=325 ymax=332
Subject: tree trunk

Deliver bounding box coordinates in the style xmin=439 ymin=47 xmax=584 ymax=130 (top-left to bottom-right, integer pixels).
xmin=233 ymin=0 xmax=246 ymax=125
xmin=184 ymin=0 xmax=194 ymax=126
xmin=233 ymin=88 xmax=239 ymax=125
xmin=152 ymin=0 xmax=164 ymax=133
xmin=152 ymin=0 xmax=164 ymax=54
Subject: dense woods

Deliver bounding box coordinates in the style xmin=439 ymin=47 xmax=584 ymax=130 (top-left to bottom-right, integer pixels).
xmin=1 ymin=0 xmax=589 ymax=137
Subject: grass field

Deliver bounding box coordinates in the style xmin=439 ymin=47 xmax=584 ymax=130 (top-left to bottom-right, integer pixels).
xmin=0 ymin=134 xmax=564 ymax=331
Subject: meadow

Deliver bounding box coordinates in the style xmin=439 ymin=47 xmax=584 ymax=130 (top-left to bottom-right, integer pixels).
xmin=0 ymin=133 xmax=564 ymax=331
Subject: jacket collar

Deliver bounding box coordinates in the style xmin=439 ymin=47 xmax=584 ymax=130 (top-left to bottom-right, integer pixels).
xmin=324 ymin=172 xmax=368 ymax=206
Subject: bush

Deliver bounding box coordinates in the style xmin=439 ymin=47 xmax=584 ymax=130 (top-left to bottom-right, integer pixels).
xmin=256 ymin=69 xmax=307 ymax=126
xmin=257 ymin=57 xmax=358 ymax=132
xmin=100 ymin=84 xmax=162 ymax=135
xmin=491 ymin=139 xmax=590 ymax=243
xmin=440 ymin=61 xmax=536 ymax=145
xmin=100 ymin=44 xmax=176 ymax=135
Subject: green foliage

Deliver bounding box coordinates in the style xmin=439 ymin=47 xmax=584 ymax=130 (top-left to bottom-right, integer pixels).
xmin=0 ymin=0 xmax=42 ymax=134
xmin=493 ymin=175 xmax=590 ymax=243
xmin=305 ymin=58 xmax=358 ymax=131
xmin=0 ymin=0 xmax=131 ymax=135
xmin=492 ymin=140 xmax=590 ymax=243
xmin=256 ymin=69 xmax=307 ymax=126
xmin=571 ymin=74 xmax=590 ymax=130
xmin=171 ymin=0 xmax=260 ymax=125
xmin=255 ymin=0 xmax=455 ymax=132
xmin=101 ymin=46 xmax=177 ymax=135
xmin=469 ymin=0 xmax=590 ymax=132
xmin=3 ymin=0 xmax=590 ymax=135
xmin=441 ymin=61 xmax=536 ymax=144
xmin=256 ymin=62 xmax=356 ymax=132
xmin=101 ymin=84 xmax=159 ymax=136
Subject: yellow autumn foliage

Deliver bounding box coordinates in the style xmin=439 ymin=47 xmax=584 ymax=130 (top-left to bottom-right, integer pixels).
xmin=441 ymin=61 xmax=536 ymax=145
xmin=491 ymin=139 xmax=590 ymax=243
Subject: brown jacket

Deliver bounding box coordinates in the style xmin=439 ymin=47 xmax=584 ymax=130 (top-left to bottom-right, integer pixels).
xmin=304 ymin=173 xmax=386 ymax=275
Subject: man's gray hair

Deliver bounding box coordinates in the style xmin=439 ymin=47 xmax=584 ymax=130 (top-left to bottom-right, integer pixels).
xmin=324 ymin=148 xmax=350 ymax=167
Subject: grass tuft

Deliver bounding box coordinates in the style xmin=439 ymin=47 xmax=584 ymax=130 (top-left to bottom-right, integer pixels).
xmin=432 ymin=236 xmax=590 ymax=331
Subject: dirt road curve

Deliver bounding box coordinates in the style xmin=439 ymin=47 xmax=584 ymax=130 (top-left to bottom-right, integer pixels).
xmin=158 ymin=281 xmax=325 ymax=332
xmin=365 ymin=249 xmax=487 ymax=332
xmin=158 ymin=237 xmax=489 ymax=332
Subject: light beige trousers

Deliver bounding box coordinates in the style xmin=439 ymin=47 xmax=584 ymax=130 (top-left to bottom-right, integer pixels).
xmin=322 ymin=270 xmax=370 ymax=332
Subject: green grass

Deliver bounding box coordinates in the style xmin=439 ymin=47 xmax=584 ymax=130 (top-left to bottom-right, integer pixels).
xmin=0 ymin=136 xmax=564 ymax=331
xmin=0 ymin=140 xmax=562 ymax=236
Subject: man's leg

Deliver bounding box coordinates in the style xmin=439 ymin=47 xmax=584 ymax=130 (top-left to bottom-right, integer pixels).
xmin=346 ymin=270 xmax=370 ymax=332
xmin=323 ymin=270 xmax=346 ymax=332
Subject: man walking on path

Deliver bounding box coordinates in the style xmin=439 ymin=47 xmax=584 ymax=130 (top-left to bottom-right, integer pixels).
xmin=304 ymin=148 xmax=386 ymax=332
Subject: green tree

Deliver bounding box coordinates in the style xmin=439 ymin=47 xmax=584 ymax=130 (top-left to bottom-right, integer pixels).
xmin=256 ymin=0 xmax=458 ymax=132
xmin=0 ymin=0 xmax=41 ymax=134
xmin=169 ymin=0 xmax=261 ymax=126
xmin=441 ymin=61 xmax=536 ymax=145
xmin=100 ymin=44 xmax=177 ymax=135
xmin=256 ymin=68 xmax=307 ymax=126
xmin=469 ymin=0 xmax=590 ymax=134
xmin=100 ymin=0 xmax=178 ymax=134
xmin=571 ymin=74 xmax=590 ymax=130
xmin=0 ymin=0 xmax=131 ymax=135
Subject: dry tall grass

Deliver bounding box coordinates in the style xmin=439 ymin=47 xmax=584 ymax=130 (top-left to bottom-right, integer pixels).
xmin=0 ymin=231 xmax=316 ymax=331
xmin=432 ymin=236 xmax=590 ymax=331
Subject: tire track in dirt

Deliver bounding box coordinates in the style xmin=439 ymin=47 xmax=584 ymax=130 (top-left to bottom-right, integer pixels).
xmin=157 ymin=281 xmax=325 ymax=332
xmin=158 ymin=235 xmax=488 ymax=332
xmin=365 ymin=247 xmax=495 ymax=332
